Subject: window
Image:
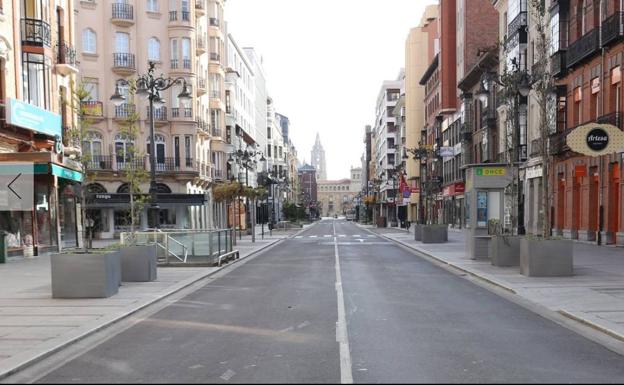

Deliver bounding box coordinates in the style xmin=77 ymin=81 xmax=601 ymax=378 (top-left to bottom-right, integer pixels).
xmin=182 ymin=38 xmax=191 ymax=68
xmin=82 ymin=28 xmax=96 ymax=54
xmin=170 ymin=38 xmax=178 ymax=67
xmin=267 ymin=127 xmax=271 ymax=139
xmin=82 ymin=132 xmax=103 ymax=158
xmin=83 ymin=78 xmax=99 ymax=100
xmin=146 ymin=134 xmax=166 ymax=165
xmin=22 ymin=52 xmax=51 ymax=109
xmin=114 ymin=134 xmax=134 ymax=164
xmin=185 ymin=136 xmax=192 ymax=165
xmin=147 ymin=0 xmax=158 ymax=12
xmin=148 ymin=37 xmax=160 ymax=61
xmin=210 ymin=109 xmax=221 ymax=130
xmin=115 ymin=32 xmax=129 ymax=53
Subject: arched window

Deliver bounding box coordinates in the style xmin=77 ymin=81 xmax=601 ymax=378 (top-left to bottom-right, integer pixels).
xmin=82 ymin=28 xmax=96 ymax=54
xmin=83 ymin=132 xmax=104 ymax=168
xmin=115 ymin=32 xmax=130 ymax=53
xmin=148 ymin=37 xmax=160 ymax=61
xmin=86 ymin=183 xmax=107 ymax=194
xmin=114 ymin=133 xmax=135 ymax=165
xmin=156 ymin=183 xmax=171 ymax=193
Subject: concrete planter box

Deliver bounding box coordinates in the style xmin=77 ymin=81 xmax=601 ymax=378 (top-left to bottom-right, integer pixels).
xmin=414 ymin=224 xmax=423 ymax=241
xmin=520 ymin=238 xmax=573 ymax=277
xmin=421 ymin=225 xmax=448 ymax=244
xmin=490 ymin=235 xmax=521 ymax=267
xmin=51 ymin=251 xmax=121 ymax=298
xmin=120 ymin=245 xmax=158 ymax=282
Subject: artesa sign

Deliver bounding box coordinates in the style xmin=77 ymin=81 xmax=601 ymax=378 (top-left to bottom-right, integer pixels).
xmin=566 ymin=123 xmax=624 ymax=156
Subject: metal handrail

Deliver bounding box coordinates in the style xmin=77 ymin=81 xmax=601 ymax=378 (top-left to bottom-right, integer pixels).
xmin=166 ymin=234 xmax=188 ymax=262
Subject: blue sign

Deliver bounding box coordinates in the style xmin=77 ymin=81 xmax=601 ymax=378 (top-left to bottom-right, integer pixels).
xmin=6 ymin=98 xmax=62 ymax=137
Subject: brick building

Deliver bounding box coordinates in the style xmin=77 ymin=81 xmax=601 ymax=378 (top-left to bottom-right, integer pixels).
xmin=550 ymin=0 xmax=624 ymax=245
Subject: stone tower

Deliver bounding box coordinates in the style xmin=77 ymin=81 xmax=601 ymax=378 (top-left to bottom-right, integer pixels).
xmin=311 ymin=133 xmax=327 ymax=181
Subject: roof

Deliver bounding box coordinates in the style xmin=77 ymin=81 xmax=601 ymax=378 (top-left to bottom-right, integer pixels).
xmin=419 ymin=53 xmax=439 ymax=86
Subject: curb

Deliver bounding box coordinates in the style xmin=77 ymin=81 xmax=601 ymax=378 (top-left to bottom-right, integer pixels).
xmin=371 ymin=230 xmax=516 ymax=294
xmin=558 ymin=310 xmax=624 ymax=343
xmin=0 ymin=236 xmax=285 ymax=381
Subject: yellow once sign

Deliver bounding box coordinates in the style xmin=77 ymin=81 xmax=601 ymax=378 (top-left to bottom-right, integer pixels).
xmin=476 ymin=167 xmax=506 ymax=176
xmin=566 ymin=123 xmax=624 ymax=157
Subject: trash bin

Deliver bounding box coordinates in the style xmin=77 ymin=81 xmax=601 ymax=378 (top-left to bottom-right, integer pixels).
xmin=0 ymin=231 xmax=7 ymax=264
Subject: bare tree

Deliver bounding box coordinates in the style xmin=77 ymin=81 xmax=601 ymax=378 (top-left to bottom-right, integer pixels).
xmin=529 ymin=0 xmax=555 ymax=238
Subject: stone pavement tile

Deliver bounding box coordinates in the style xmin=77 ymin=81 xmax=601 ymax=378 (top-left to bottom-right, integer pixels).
xmin=1 ymin=326 xmax=74 ymax=340
xmin=0 ymin=316 xmax=99 ymax=327
xmin=0 ymin=307 xmax=122 ymax=316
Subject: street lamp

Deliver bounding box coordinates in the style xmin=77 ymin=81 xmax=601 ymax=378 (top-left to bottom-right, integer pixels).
xmin=110 ymin=61 xmax=190 ymax=229
xmin=476 ymin=57 xmax=535 ymax=235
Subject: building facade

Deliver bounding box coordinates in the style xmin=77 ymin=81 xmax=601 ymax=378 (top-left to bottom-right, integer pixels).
xmin=0 ymin=0 xmax=83 ymax=256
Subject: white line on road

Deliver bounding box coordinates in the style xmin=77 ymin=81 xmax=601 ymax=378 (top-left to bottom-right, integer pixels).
xmin=309 ymin=235 xmax=317 ymax=238
xmin=333 ymin=221 xmax=353 ymax=384
xmin=338 ymin=234 xmax=346 ymax=238
xmin=324 ymin=235 xmax=332 ymax=238
xmin=295 ymin=236 xmax=303 ymax=239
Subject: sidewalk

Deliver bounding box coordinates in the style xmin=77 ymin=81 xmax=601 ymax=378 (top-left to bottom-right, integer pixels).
xmin=360 ymin=224 xmax=624 ymax=343
xmin=0 ymin=228 xmax=304 ymax=379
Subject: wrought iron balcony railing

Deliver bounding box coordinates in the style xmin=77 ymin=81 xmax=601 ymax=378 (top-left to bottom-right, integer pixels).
xmin=113 ymin=53 xmax=136 ymax=69
xmin=147 ymin=106 xmax=167 ymax=121
xmin=602 ymin=12 xmax=624 ymax=47
xmin=56 ymin=41 xmax=77 ymax=66
xmin=508 ymin=11 xmax=527 ymax=35
xmin=112 ymin=3 xmax=133 ymax=20
xmin=114 ymin=103 xmax=136 ymax=119
xmin=86 ymin=155 xmax=113 ymax=170
xmin=551 ymin=49 xmax=566 ymax=78
xmin=80 ymin=101 xmax=103 ymax=116
xmin=566 ymin=27 xmax=600 ymax=68
xmin=20 ymin=18 xmax=51 ymax=47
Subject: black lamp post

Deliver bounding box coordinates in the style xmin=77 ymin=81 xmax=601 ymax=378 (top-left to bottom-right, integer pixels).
xmin=110 ymin=61 xmax=191 ymax=229
xmin=227 ymin=146 xmax=265 ymax=241
xmin=474 ymin=58 xmax=534 ymax=235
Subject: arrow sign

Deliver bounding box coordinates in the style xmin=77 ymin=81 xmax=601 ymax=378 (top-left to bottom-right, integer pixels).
xmin=8 ymin=173 xmax=22 ymax=199
xmin=0 ymin=163 xmax=34 ymax=211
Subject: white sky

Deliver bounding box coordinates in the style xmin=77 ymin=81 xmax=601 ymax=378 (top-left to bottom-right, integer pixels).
xmin=226 ymin=0 xmax=437 ymax=180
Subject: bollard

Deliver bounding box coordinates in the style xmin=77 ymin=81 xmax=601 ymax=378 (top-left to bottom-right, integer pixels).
xmin=0 ymin=231 xmax=7 ymax=264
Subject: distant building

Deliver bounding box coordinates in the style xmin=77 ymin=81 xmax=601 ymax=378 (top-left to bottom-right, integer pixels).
xmin=298 ymin=163 xmax=318 ymax=216
xmin=317 ymin=167 xmax=362 ymax=216
xmin=311 ymin=133 xmax=327 ymax=181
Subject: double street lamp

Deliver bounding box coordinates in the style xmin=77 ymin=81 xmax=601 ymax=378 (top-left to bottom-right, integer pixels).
xmin=474 ymin=57 xmax=533 ymax=235
xmin=405 ymin=145 xmax=442 ymax=224
xmin=110 ymin=61 xmax=191 ymax=229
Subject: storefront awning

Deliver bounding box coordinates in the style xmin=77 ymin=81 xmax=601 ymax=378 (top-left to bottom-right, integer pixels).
xmin=34 ymin=164 xmax=83 ymax=182
xmin=86 ymin=193 xmax=206 ymax=208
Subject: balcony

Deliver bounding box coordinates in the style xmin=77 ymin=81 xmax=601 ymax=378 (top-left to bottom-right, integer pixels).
xmin=602 ymin=12 xmax=624 ymax=47
xmin=212 ymin=168 xmax=224 ymax=181
xmin=86 ymin=155 xmax=113 ymax=171
xmin=551 ymin=49 xmax=567 ymax=78
xmin=169 ymin=10 xmax=177 ymax=21
xmin=55 ymin=41 xmax=78 ymax=76
xmin=112 ymin=53 xmax=136 ymax=74
xmin=147 ymin=106 xmax=168 ymax=125
xmin=197 ymin=77 xmax=207 ymax=94
xmin=183 ymin=58 xmax=191 ymax=69
xmin=181 ymin=10 xmax=190 ymax=22
xmin=80 ymin=101 xmax=104 ymax=118
xmin=154 ymin=157 xmax=181 ymax=172
xmin=196 ymin=36 xmax=206 ymax=54
xmin=210 ymin=52 xmax=220 ymax=62
xmin=210 ymin=90 xmax=220 ymax=99
xmin=508 ymin=11 xmax=528 ymax=35
xmin=211 ymin=127 xmax=222 ymax=137
xmin=116 ymin=157 xmax=146 ymax=171
xmin=111 ymin=3 xmax=134 ymax=26
xmin=566 ymin=27 xmax=600 ymax=68
xmin=170 ymin=58 xmax=178 ymax=69
xmin=195 ymin=0 xmax=206 ymax=15
xmin=196 ymin=117 xmax=209 ymax=133
xmin=209 ymin=17 xmax=220 ymax=27
xmin=20 ymin=18 xmax=51 ymax=47
xmin=171 ymin=107 xmax=193 ymax=118
xmin=114 ymin=104 xmax=136 ymax=120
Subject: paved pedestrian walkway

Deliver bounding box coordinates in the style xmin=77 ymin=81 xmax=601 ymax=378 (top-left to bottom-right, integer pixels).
xmin=360 ymin=223 xmax=624 ymax=344
xmin=0 ymin=227 xmax=304 ymax=379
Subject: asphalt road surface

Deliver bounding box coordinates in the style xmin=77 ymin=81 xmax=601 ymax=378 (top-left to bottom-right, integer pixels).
xmin=33 ymin=220 xmax=624 ymax=383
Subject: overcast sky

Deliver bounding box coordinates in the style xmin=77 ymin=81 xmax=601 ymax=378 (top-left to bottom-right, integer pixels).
xmin=226 ymin=0 xmax=436 ymax=180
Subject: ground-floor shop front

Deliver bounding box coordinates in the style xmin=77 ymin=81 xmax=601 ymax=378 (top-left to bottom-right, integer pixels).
xmin=551 ymin=154 xmax=623 ymax=245
xmin=0 ymin=154 xmax=83 ymax=257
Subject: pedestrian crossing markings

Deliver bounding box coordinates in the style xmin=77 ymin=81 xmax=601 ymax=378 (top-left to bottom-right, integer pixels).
xmin=294 ymin=234 xmax=377 ymax=239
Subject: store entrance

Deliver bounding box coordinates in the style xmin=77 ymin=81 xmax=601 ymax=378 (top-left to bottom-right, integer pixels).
xmin=59 ymin=183 xmax=78 ymax=248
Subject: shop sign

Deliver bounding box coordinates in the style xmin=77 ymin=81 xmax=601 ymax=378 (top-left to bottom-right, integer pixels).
xmin=612 ymin=66 xmax=622 ymax=84
xmin=443 ymin=185 xmax=452 ymax=197
xmin=567 ymin=123 xmax=624 ymax=156
xmin=575 ymin=165 xmax=587 ymax=178
xmin=51 ymin=164 xmax=83 ymax=182
xmin=5 ymin=98 xmax=62 ymax=138
xmin=410 ymin=187 xmax=420 ymax=193
xmin=439 ymin=146 xmax=455 ymax=158
xmin=454 ymin=142 xmax=462 ymax=155
xmin=475 ymin=167 xmax=506 ymax=176
xmin=454 ymin=182 xmax=465 ymax=193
